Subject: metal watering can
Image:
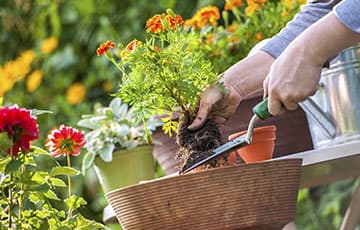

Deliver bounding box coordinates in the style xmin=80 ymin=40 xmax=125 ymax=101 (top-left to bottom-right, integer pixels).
xmin=306 ymin=44 xmax=360 ymax=148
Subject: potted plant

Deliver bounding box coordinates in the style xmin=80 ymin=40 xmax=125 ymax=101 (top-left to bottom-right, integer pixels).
xmin=77 ymin=98 xmax=162 ymax=193
xmin=96 ymin=8 xmax=233 ymax=173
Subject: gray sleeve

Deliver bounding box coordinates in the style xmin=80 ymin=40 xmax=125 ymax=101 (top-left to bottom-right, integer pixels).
xmin=334 ymin=0 xmax=360 ymax=33
xmin=260 ymin=0 xmax=341 ymax=58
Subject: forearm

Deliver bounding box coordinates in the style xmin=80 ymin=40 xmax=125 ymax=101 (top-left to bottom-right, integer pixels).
xmin=289 ymin=12 xmax=360 ymax=67
xmin=221 ymin=51 xmax=275 ymax=98
xmin=261 ymin=0 xmax=341 ymax=58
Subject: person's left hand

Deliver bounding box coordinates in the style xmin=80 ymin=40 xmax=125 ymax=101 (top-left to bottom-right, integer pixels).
xmin=263 ymin=43 xmax=323 ymax=116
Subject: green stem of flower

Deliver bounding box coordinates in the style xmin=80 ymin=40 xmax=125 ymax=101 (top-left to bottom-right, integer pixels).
xmin=67 ymin=154 xmax=72 ymax=198
xmin=66 ymin=154 xmax=73 ymax=220
xmin=8 ymin=173 xmax=12 ymax=229
xmin=18 ymin=164 xmax=25 ymax=220
xmin=8 ymin=152 xmax=14 ymax=229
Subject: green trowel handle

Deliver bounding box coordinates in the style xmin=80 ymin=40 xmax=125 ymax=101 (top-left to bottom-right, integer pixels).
xmin=252 ymin=98 xmax=272 ymax=120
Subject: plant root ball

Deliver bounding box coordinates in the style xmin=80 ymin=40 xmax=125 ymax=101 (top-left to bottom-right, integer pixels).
xmin=176 ymin=113 xmax=231 ymax=172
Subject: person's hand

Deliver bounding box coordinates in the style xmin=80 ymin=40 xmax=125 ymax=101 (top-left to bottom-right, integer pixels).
xmin=187 ymin=78 xmax=243 ymax=131
xmin=263 ymin=12 xmax=360 ymax=116
xmin=263 ymin=44 xmax=322 ymax=116
xmin=188 ymin=51 xmax=275 ymax=131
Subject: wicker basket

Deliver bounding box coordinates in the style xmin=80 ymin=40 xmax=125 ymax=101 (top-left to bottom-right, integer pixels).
xmin=106 ymin=159 xmax=302 ymax=230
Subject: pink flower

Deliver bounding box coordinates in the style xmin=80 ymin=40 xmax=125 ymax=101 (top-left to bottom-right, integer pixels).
xmin=0 ymin=105 xmax=39 ymax=156
xmin=46 ymin=125 xmax=86 ymax=158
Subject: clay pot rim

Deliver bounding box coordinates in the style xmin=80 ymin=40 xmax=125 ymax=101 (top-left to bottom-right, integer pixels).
xmin=228 ymin=125 xmax=276 ymax=140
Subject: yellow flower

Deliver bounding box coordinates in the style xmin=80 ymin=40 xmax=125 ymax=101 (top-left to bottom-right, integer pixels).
xmin=245 ymin=3 xmax=259 ymax=17
xmin=297 ymin=0 xmax=306 ymax=5
xmin=66 ymin=83 xmax=86 ymax=105
xmin=41 ymin=37 xmax=58 ymax=54
xmin=0 ymin=67 xmax=15 ymax=96
xmin=19 ymin=50 xmax=36 ymax=66
xmin=26 ymin=70 xmax=43 ymax=92
xmin=5 ymin=50 xmax=36 ymax=80
xmin=282 ymin=0 xmax=293 ymax=9
xmin=281 ymin=8 xmax=289 ymax=17
xmin=4 ymin=60 xmax=30 ymax=81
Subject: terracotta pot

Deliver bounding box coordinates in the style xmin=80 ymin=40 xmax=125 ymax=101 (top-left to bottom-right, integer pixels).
xmin=228 ymin=125 xmax=276 ymax=163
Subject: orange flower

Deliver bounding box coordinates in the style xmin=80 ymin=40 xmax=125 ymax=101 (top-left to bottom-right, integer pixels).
xmin=206 ymin=33 xmax=215 ymax=44
xmin=120 ymin=39 xmax=142 ymax=59
xmin=152 ymin=45 xmax=161 ymax=53
xmin=96 ymin=40 xmax=115 ymax=56
xmin=125 ymin=39 xmax=142 ymax=52
xmin=228 ymin=36 xmax=240 ymax=44
xmin=224 ymin=0 xmax=243 ymax=11
xmin=146 ymin=13 xmax=184 ymax=33
xmin=255 ymin=32 xmax=263 ymax=41
xmin=226 ymin=23 xmax=239 ymax=33
xmin=186 ymin=6 xmax=220 ymax=29
xmin=46 ymin=125 xmax=86 ymax=157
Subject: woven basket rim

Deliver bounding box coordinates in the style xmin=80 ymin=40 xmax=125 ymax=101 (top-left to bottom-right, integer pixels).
xmin=106 ymin=158 xmax=303 ymax=196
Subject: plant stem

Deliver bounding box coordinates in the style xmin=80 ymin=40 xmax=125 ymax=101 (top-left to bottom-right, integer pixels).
xmin=67 ymin=154 xmax=72 ymax=198
xmin=66 ymin=154 xmax=73 ymax=220
xmin=8 ymin=151 xmax=14 ymax=229
xmin=8 ymin=172 xmax=12 ymax=229
xmin=18 ymin=164 xmax=25 ymax=220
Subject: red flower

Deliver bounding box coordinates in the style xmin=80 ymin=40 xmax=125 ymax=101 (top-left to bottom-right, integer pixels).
xmin=0 ymin=105 xmax=39 ymax=156
xmin=46 ymin=125 xmax=86 ymax=158
xmin=96 ymin=40 xmax=116 ymax=56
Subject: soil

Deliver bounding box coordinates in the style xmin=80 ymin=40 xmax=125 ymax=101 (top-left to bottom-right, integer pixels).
xmin=175 ymin=112 xmax=232 ymax=172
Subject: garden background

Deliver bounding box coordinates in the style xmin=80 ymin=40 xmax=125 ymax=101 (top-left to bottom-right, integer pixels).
xmin=1 ymin=0 xmax=358 ymax=229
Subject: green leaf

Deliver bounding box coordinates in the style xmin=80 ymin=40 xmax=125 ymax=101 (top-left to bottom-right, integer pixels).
xmin=0 ymin=132 xmax=12 ymax=152
xmin=31 ymin=109 xmax=53 ymax=117
xmin=5 ymin=159 xmax=22 ymax=174
xmin=44 ymin=190 xmax=60 ymax=200
xmin=29 ymin=192 xmax=42 ymax=205
xmin=29 ymin=183 xmax=50 ymax=192
xmin=31 ymin=145 xmax=51 ymax=155
xmin=65 ymin=195 xmax=87 ymax=210
xmin=82 ymin=151 xmax=95 ymax=173
xmin=50 ymin=166 xmax=80 ymax=177
xmin=49 ymin=177 xmax=67 ymax=187
xmin=99 ymin=143 xmax=114 ymax=162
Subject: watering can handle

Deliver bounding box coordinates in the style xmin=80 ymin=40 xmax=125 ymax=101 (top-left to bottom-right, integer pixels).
xmin=253 ymin=98 xmax=337 ymax=139
xmin=299 ymin=98 xmax=337 ymax=138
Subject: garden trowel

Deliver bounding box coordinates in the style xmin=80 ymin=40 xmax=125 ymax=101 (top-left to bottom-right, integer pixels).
xmin=179 ymin=99 xmax=271 ymax=175
xmin=179 ymin=95 xmax=337 ymax=174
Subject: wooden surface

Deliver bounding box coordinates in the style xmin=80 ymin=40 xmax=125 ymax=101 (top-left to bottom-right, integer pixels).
xmin=106 ymin=159 xmax=302 ymax=230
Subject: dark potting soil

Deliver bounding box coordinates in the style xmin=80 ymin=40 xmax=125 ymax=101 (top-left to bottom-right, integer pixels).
xmin=176 ymin=114 xmax=232 ymax=172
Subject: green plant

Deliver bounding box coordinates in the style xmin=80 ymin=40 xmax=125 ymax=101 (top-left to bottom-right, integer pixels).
xmin=0 ymin=103 xmax=105 ymax=229
xmin=97 ymin=9 xmax=219 ymax=135
xmin=77 ymin=98 xmax=162 ymax=173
